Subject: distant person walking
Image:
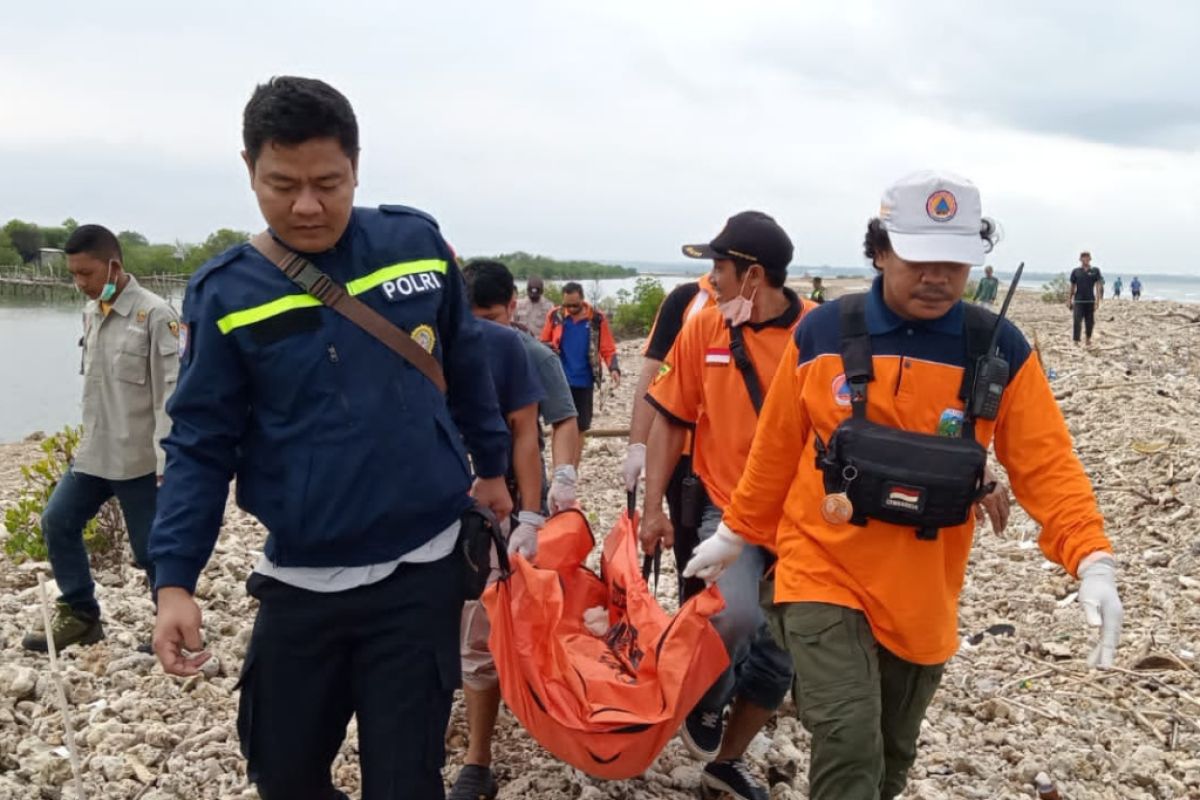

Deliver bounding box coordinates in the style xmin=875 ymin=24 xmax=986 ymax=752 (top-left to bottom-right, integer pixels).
xmin=1068 ymin=251 xmax=1104 ymax=345
xmin=972 ymin=265 xmax=999 ymax=306
xmin=809 ymin=275 xmax=827 ymax=304
xmin=540 ymin=282 xmax=620 ymax=466
xmin=514 ymin=275 xmax=552 ymax=333
xmin=1131 ymin=276 xmax=1143 ymax=300
xmin=22 ymin=224 xmax=179 ymax=653
xmin=1112 ymin=276 xmax=1123 ymax=299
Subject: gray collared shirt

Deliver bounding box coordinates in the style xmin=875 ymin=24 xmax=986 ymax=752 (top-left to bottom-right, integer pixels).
xmin=514 ymin=296 xmax=552 ymax=334
xmin=73 ymin=276 xmax=180 ymax=480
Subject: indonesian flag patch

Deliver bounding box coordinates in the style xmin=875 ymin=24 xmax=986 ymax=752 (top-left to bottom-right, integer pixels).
xmin=705 ymin=347 xmax=731 ymax=365
xmin=883 ymin=484 xmax=925 ymax=513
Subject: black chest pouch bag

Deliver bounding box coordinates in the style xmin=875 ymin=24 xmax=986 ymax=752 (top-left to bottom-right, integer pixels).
xmin=813 ymin=265 xmax=1023 ymax=541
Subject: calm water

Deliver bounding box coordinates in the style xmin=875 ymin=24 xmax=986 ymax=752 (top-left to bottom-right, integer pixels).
xmin=1 ymin=302 xmax=89 ymax=443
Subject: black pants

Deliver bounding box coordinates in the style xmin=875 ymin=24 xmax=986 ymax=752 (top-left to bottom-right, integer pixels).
xmin=236 ymin=553 xmax=464 ymax=800
xmin=666 ymin=455 xmax=707 ymax=604
xmin=569 ymin=386 xmax=594 ymax=431
xmin=1073 ymin=302 xmax=1096 ymax=341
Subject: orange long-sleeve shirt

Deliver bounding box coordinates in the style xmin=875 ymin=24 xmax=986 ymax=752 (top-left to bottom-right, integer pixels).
xmin=647 ymin=292 xmax=812 ymax=509
xmin=723 ymin=280 xmax=1112 ymax=665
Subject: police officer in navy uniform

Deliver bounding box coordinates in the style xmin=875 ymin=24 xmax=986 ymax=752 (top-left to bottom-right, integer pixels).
xmin=148 ymin=77 xmax=513 ymax=800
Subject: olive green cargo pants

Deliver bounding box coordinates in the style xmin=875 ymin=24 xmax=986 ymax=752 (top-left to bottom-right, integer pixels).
xmin=764 ymin=597 xmax=945 ymax=800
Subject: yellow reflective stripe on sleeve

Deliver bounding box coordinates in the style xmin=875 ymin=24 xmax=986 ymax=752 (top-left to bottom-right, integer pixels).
xmin=216 ymin=294 xmax=322 ymax=334
xmin=344 ymin=259 xmax=448 ymax=296
xmin=215 ymin=258 xmax=448 ymax=335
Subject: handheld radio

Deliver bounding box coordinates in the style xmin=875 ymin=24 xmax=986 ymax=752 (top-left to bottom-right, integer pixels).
xmin=970 ymin=262 xmax=1024 ymax=420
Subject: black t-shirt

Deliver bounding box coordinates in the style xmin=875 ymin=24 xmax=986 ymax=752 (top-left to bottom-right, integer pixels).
xmin=1070 ymin=266 xmax=1103 ymax=303
xmin=644 ymin=281 xmax=704 ymax=361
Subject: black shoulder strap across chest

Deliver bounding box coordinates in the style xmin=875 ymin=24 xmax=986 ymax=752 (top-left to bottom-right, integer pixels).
xmin=839 ymin=293 xmax=998 ymax=432
xmin=248 ymin=231 xmax=447 ymax=393
xmin=958 ymin=304 xmax=996 ymax=400
xmin=838 ymin=293 xmax=873 ymax=419
xmin=727 ymin=322 xmax=765 ymax=414
xmin=958 ymin=303 xmax=999 ymax=437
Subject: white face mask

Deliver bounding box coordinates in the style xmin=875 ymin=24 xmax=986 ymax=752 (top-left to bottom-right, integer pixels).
xmin=719 ymin=271 xmax=757 ymax=327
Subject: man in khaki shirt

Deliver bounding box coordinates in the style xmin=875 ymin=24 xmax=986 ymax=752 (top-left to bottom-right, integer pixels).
xmin=513 ymin=275 xmax=552 ymax=333
xmin=23 ymin=224 xmax=180 ymax=653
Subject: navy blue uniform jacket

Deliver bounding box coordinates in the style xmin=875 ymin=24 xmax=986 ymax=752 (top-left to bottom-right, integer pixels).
xmin=149 ymin=205 xmax=510 ymax=592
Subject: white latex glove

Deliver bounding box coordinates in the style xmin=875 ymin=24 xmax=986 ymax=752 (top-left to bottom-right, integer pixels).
xmin=1077 ymin=553 xmax=1123 ymax=669
xmin=621 ymin=443 xmax=646 ymax=492
xmin=681 ymin=522 xmax=745 ymax=583
xmin=583 ymin=606 xmax=609 ymax=637
xmin=547 ymin=464 xmax=578 ymax=514
xmin=507 ymin=511 xmax=545 ymax=560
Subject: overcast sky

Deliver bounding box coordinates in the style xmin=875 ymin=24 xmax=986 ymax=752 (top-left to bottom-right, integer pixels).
xmin=2 ymin=0 xmax=1197 ymax=275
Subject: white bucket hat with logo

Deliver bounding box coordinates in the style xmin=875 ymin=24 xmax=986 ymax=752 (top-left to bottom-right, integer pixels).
xmin=878 ymin=170 xmax=987 ymax=266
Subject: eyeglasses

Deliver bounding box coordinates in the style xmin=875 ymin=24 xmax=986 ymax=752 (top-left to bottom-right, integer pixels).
xmin=563 ymin=304 xmax=582 ymax=312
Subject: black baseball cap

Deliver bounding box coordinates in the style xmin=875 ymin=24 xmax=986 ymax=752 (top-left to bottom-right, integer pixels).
xmin=681 ymin=210 xmax=794 ymax=272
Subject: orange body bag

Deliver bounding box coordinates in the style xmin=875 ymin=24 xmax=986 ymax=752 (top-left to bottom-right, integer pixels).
xmin=482 ymin=506 xmax=729 ymax=779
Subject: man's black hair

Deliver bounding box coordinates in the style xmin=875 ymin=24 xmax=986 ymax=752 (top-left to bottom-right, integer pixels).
xmin=562 ymin=281 xmax=584 ymax=297
xmin=243 ymin=76 xmax=359 ymax=165
xmin=862 ymin=219 xmax=890 ymax=271
xmin=462 ymin=259 xmax=516 ymax=308
xmin=862 ymin=217 xmax=997 ymax=270
xmin=64 ymin=224 xmax=122 ymax=262
xmin=731 ymin=257 xmax=787 ymax=289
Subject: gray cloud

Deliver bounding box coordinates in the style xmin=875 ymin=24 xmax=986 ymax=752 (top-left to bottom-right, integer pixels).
xmin=0 ymin=0 xmax=1196 ymax=273
xmin=744 ymin=0 xmax=1200 ymax=150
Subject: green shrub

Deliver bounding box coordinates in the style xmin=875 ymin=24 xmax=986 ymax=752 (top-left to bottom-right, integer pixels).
xmin=610 ymin=277 xmax=666 ymax=337
xmin=4 ymin=427 xmax=122 ymax=563
xmin=1041 ymin=273 xmax=1069 ymax=304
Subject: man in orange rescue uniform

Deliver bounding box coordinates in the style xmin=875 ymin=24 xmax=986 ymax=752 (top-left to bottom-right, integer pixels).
xmin=684 ymin=171 xmax=1124 ymax=800
xmin=641 ymin=211 xmax=814 ymax=800
xmin=623 ymin=266 xmax=718 ymax=602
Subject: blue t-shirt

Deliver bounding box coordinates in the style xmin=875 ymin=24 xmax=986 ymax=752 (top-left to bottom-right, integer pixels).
xmin=560 ymin=317 xmax=593 ymax=388
xmin=479 ymin=320 xmax=545 ymax=416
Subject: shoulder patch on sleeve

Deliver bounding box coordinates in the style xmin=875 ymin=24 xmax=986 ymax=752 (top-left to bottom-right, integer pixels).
xmin=379 ymin=204 xmax=440 ymax=230
xmin=149 ymin=309 xmax=181 ymax=356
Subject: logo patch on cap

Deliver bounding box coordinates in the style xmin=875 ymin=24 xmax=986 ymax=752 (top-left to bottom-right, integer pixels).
xmin=926 ymin=191 xmax=957 ymax=222
xmin=683 ymin=245 xmax=704 ymax=257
